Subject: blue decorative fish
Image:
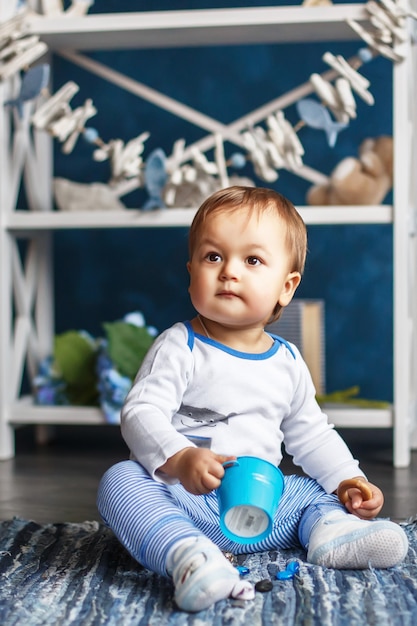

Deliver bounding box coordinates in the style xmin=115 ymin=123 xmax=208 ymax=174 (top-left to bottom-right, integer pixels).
xmin=143 ymin=147 xmax=168 ymax=210
xmin=296 ymin=98 xmax=348 ymax=148
xmin=4 ymin=64 xmax=50 ymax=119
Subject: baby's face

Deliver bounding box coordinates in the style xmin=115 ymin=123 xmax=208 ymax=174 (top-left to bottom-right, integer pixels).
xmin=187 ymin=206 xmax=300 ymax=330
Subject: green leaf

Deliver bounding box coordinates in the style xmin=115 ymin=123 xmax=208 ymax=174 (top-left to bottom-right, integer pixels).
xmin=54 ymin=331 xmax=99 ymax=406
xmin=103 ymin=322 xmax=155 ymax=380
xmin=316 ymin=386 xmax=389 ymax=409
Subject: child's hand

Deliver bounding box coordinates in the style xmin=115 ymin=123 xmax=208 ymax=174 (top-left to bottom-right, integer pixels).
xmin=160 ymin=448 xmax=236 ymax=495
xmin=337 ymin=477 xmax=384 ymax=519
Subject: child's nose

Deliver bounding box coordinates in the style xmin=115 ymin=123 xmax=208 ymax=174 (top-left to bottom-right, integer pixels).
xmin=220 ymin=259 xmax=239 ymax=280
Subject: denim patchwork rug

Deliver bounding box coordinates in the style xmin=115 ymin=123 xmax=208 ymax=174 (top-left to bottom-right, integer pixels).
xmin=1 ymin=518 xmax=417 ymax=626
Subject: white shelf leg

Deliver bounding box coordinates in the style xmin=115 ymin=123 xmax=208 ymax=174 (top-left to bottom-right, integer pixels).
xmin=0 ymin=9 xmax=55 ymax=455
xmin=409 ymin=9 xmax=417 ymax=453
xmin=392 ymin=35 xmax=413 ymax=467
xmin=33 ymin=94 xmax=55 ymax=447
xmin=0 ymin=228 xmax=15 ymax=460
xmin=0 ymin=87 xmax=15 ymax=459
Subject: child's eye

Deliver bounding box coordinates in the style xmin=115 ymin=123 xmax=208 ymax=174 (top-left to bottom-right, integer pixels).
xmin=205 ymin=252 xmax=222 ymax=263
xmin=247 ymin=256 xmax=262 ymax=266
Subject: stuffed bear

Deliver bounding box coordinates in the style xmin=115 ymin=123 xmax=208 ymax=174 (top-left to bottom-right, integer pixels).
xmin=306 ymin=135 xmax=393 ymax=206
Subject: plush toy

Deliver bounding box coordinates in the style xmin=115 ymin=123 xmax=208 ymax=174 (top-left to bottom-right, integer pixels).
xmin=306 ymin=135 xmax=393 ymax=206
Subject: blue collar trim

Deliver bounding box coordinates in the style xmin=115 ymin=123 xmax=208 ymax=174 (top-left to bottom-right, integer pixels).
xmin=183 ymin=321 xmax=296 ymax=360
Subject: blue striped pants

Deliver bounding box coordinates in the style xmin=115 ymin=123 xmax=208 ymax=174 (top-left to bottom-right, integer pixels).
xmin=97 ymin=460 xmax=345 ymax=577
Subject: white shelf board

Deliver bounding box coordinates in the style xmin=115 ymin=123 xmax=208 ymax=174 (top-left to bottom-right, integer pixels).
xmin=10 ymin=398 xmax=108 ymax=425
xmin=299 ymin=205 xmax=392 ymax=225
xmin=26 ymin=5 xmax=369 ymax=51
xmin=9 ymin=398 xmax=392 ymax=428
xmin=6 ymin=205 xmax=392 ymax=231
xmin=7 ymin=208 xmax=197 ymax=230
xmin=322 ymin=405 xmax=393 ymax=428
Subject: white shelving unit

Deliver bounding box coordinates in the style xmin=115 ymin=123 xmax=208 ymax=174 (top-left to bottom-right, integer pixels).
xmin=0 ymin=3 xmax=416 ymax=466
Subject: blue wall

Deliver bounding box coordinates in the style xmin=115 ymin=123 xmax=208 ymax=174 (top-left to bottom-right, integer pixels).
xmin=52 ymin=1 xmax=393 ymax=401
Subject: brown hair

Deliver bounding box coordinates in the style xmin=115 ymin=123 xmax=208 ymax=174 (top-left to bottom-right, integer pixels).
xmin=189 ymin=186 xmax=307 ymax=273
xmin=188 ymin=186 xmax=307 ymax=322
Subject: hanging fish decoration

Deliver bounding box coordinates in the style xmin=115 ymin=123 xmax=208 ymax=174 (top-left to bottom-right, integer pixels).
xmin=143 ymin=147 xmax=168 ymax=210
xmin=296 ymin=98 xmax=348 ymax=148
xmin=4 ymin=64 xmax=50 ymax=118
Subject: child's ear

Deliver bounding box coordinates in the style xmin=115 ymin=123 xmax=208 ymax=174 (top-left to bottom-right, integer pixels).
xmin=278 ymin=272 xmax=301 ymax=307
xmin=186 ymin=261 xmax=191 ymax=274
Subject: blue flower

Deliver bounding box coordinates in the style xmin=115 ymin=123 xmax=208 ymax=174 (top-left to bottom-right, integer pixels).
xmin=33 ymin=311 xmax=157 ymax=424
xmin=33 ymin=356 xmax=69 ymax=406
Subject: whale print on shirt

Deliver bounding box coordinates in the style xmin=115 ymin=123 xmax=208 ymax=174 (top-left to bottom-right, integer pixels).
xmin=176 ymin=404 xmax=236 ymax=448
xmin=177 ymin=404 xmax=235 ymax=428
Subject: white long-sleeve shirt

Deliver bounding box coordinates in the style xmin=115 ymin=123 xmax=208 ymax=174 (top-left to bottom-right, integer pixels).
xmin=121 ymin=321 xmax=364 ymax=494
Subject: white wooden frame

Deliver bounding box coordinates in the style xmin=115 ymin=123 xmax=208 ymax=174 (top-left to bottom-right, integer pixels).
xmin=0 ymin=4 xmax=415 ymax=465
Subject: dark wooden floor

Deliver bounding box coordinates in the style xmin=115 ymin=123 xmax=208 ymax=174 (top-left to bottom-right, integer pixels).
xmin=1 ymin=425 xmax=416 ymax=524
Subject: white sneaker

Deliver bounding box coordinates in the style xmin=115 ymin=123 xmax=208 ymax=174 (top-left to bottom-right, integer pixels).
xmin=169 ymin=536 xmax=254 ymax=612
xmin=307 ymin=511 xmax=408 ymax=569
